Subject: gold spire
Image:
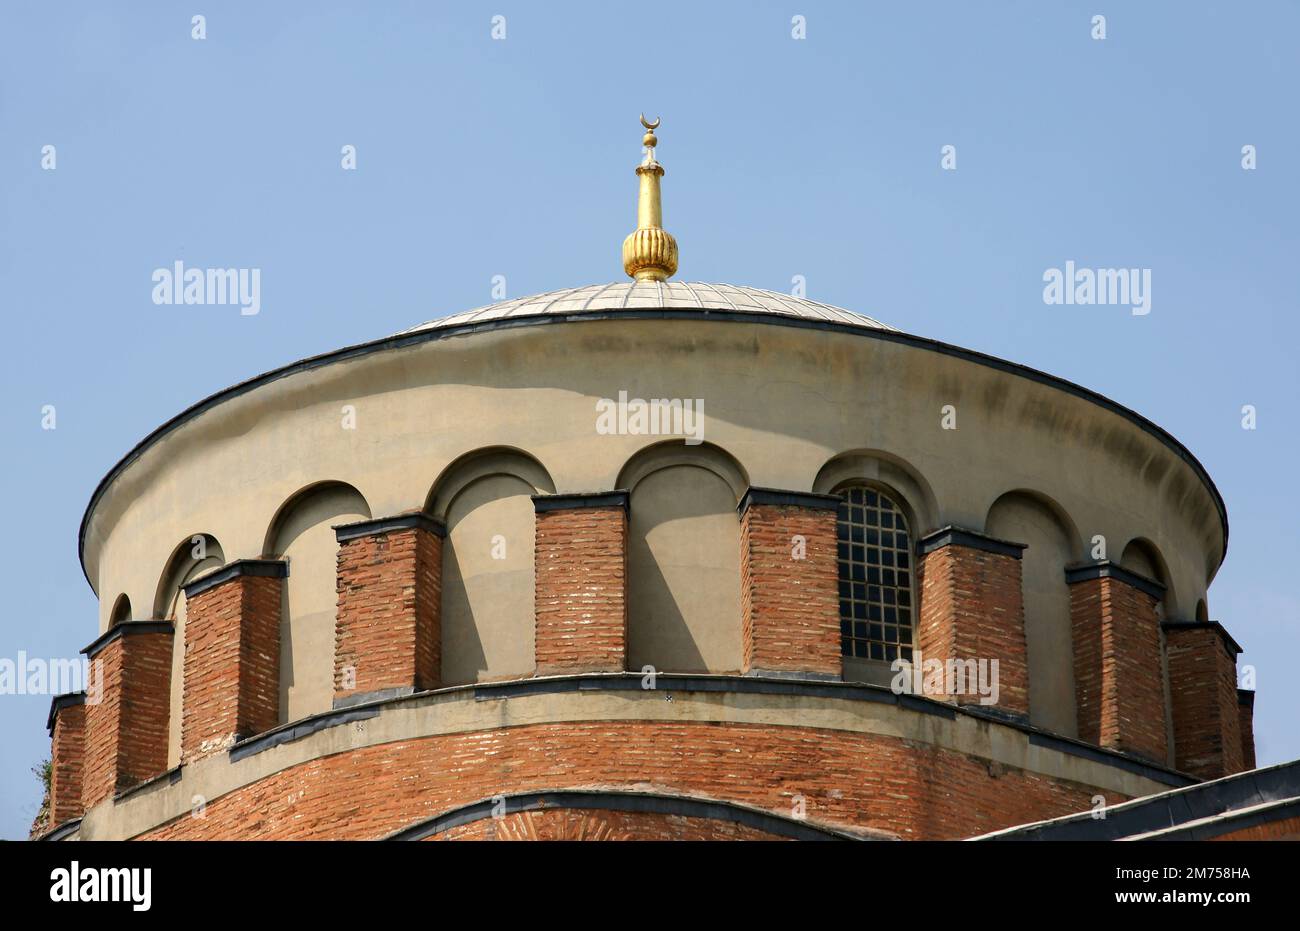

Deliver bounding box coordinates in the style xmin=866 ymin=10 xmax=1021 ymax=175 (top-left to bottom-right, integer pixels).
xmin=622 ymin=114 xmax=679 ymax=281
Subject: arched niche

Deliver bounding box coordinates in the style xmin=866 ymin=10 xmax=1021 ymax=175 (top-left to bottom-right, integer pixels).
xmin=617 ymin=441 xmax=747 ymax=674
xmin=265 ymin=482 xmax=371 ymax=723
xmin=430 ymin=448 xmax=554 ymax=686
xmin=155 ymin=533 xmax=225 ymax=769
xmin=986 ymin=490 xmax=1079 ymax=737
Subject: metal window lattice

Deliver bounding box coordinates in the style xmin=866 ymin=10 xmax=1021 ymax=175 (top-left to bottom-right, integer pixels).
xmin=836 ymin=487 xmax=914 ymax=662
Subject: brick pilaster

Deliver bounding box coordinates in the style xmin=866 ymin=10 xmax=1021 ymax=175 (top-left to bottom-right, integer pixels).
xmin=1237 ymin=689 xmax=1256 ymax=772
xmin=738 ymin=488 xmax=841 ymax=679
xmin=46 ymin=692 xmax=87 ymax=826
xmin=1067 ymin=562 xmax=1169 ymax=764
xmin=81 ymin=621 xmax=173 ymax=808
xmin=181 ymin=560 xmax=285 ymax=763
xmin=532 ymin=493 xmax=628 ymax=675
xmin=334 ymin=514 xmax=444 ymax=704
xmin=1163 ymin=620 xmax=1244 ymax=779
xmin=914 ymin=527 xmax=1030 ymax=718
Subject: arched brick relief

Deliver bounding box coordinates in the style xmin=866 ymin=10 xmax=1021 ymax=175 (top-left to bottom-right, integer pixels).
xmin=617 ymin=441 xmax=747 ymax=674
xmin=428 ymin=448 xmax=555 ymax=686
xmin=265 ymin=481 xmax=371 ymax=723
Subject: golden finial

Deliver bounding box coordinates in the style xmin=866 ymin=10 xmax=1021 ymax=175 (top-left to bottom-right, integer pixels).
xmin=622 ymin=114 xmax=678 ymax=281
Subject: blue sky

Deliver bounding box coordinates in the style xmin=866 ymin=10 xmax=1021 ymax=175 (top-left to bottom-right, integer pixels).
xmin=1 ymin=1 xmax=1296 ymax=838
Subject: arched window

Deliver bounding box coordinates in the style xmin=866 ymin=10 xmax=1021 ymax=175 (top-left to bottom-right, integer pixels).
xmin=836 ymin=486 xmax=914 ymax=663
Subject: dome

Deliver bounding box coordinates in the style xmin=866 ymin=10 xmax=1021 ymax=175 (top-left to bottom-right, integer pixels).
xmin=400 ymin=281 xmax=896 ymax=336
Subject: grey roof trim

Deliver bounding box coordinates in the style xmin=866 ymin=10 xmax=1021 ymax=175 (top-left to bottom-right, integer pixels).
xmin=972 ymin=757 xmax=1300 ymax=841
xmin=384 ymin=789 xmax=864 ymax=841
xmin=38 ymin=818 xmax=82 ymax=842
xmin=77 ymin=291 xmax=1229 ymax=591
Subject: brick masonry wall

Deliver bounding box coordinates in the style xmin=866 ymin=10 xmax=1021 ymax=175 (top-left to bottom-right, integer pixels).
xmin=915 ymin=544 xmax=1030 ymax=717
xmin=433 ymin=808 xmax=789 ymax=841
xmin=1238 ymin=692 xmax=1256 ymax=772
xmin=1069 ymin=576 xmax=1168 ymax=764
xmin=534 ymin=506 xmax=627 ymax=674
xmin=183 ymin=575 xmax=281 ymax=763
xmin=1165 ymin=626 xmax=1243 ymax=779
xmin=139 ymin=720 xmax=1113 ymax=841
xmin=740 ymin=503 xmax=840 ymax=677
xmin=49 ymin=703 xmax=86 ymax=825
xmin=83 ymin=631 xmax=172 ymax=808
xmin=335 ymin=526 xmax=442 ymax=698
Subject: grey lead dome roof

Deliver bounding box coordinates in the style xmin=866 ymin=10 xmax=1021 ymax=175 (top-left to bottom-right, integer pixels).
xmin=400 ymin=281 xmax=895 ymax=335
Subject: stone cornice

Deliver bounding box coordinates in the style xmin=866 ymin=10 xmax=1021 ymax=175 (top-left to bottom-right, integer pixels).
xmin=532 ymin=491 xmax=630 ymax=513
xmin=182 ymin=559 xmax=289 ymax=599
xmin=46 ymin=691 xmax=87 ymax=735
xmin=917 ymin=526 xmax=1026 ymax=559
xmin=334 ymin=513 xmax=446 ymax=542
xmin=80 ymin=620 xmax=173 ymax=659
xmin=1065 ymin=560 xmax=1166 ymax=600
xmin=737 ymin=487 xmax=842 ymax=515
xmin=1161 ymin=619 xmax=1244 ymax=656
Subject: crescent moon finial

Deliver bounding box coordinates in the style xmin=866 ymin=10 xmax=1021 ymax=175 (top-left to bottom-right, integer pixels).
xmin=640 ymin=113 xmax=661 ymax=131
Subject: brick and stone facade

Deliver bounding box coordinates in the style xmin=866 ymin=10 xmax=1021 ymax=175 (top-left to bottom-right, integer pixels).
xmin=81 ymin=621 xmax=173 ymax=808
xmin=46 ymin=693 xmax=87 ymax=826
xmin=738 ymin=488 xmax=841 ymax=679
xmin=181 ymin=560 xmax=285 ymax=763
xmin=334 ymin=515 xmax=444 ymax=703
xmin=1164 ymin=620 xmax=1244 ymax=779
xmin=915 ymin=527 xmax=1030 ymax=718
xmin=532 ymin=493 xmax=629 ymax=675
xmin=1067 ymin=562 xmax=1169 ymax=764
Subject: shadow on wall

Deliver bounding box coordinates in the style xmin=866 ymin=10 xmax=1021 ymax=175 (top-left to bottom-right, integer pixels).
xmin=985 ymin=490 xmax=1080 ymax=738
xmin=427 ymin=447 xmax=555 ymax=687
xmin=265 ymin=482 xmax=371 ymax=724
xmin=621 ymin=441 xmax=746 ymax=675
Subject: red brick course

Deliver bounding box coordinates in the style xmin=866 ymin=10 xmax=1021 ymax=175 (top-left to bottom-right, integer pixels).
xmin=335 ymin=522 xmax=442 ymax=698
xmin=139 ymin=720 xmax=1112 ymax=841
xmin=740 ymin=501 xmax=840 ymax=678
xmin=915 ymin=540 xmax=1030 ymax=717
xmin=183 ymin=571 xmax=282 ymax=763
xmin=1165 ymin=624 xmax=1243 ymax=779
xmin=1069 ymin=574 xmax=1168 ymax=764
xmin=534 ymin=504 xmax=628 ymax=674
xmin=82 ymin=628 xmax=172 ymax=808
xmin=49 ymin=702 xmax=86 ymax=825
